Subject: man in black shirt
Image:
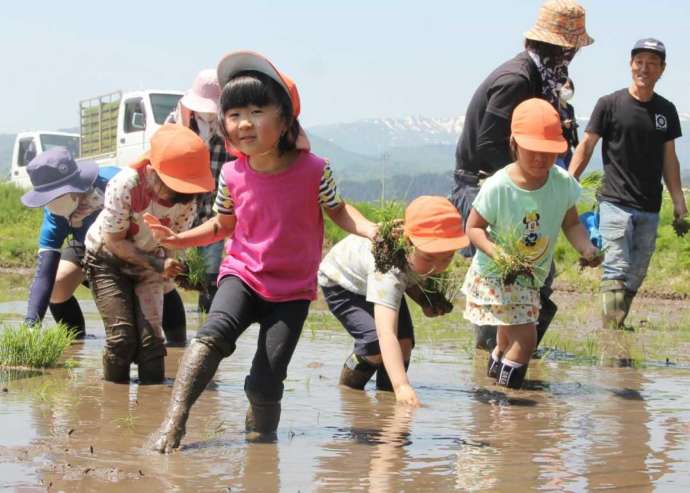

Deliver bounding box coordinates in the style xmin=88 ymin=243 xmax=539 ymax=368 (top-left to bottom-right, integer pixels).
xmin=569 ymin=38 xmax=688 ymax=329
xmin=451 ymin=0 xmax=593 ymax=350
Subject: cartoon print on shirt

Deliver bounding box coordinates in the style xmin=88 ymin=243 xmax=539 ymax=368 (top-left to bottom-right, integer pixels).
xmin=518 ymin=210 xmax=549 ymax=262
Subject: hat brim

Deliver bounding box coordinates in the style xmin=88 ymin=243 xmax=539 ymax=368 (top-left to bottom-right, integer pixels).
xmin=524 ymin=29 xmax=594 ymax=49
xmin=180 ymin=91 xmax=218 ymax=114
xmin=20 ymin=159 xmax=99 ymax=208
xmin=409 ymin=234 xmax=470 ymax=253
xmin=514 ymin=134 xmax=568 ymax=154
xmin=217 ymin=51 xmax=288 ymax=94
xmin=156 ymin=169 xmax=216 ymax=194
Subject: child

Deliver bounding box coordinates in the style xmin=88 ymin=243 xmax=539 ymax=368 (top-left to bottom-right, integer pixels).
xmin=84 ymin=124 xmax=215 ymax=384
xmin=149 ymin=51 xmax=377 ymax=452
xmin=319 ymin=196 xmax=469 ymax=406
xmin=462 ymin=98 xmax=600 ymax=390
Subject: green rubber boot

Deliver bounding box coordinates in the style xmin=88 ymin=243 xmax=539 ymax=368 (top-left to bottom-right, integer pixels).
xmin=601 ymin=280 xmax=627 ymax=329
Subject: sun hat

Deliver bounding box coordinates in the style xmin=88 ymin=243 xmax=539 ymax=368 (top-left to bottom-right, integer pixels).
xmin=21 ymin=147 xmax=99 ymax=208
xmin=524 ymin=0 xmax=594 ymax=49
xmin=216 ymin=51 xmax=310 ymax=155
xmin=511 ymin=98 xmax=568 ymax=154
xmin=631 ymin=38 xmax=666 ymax=62
xmin=403 ymin=196 xmax=469 ymax=253
xmin=130 ymin=124 xmax=215 ymax=194
xmin=180 ymin=69 xmax=221 ymax=114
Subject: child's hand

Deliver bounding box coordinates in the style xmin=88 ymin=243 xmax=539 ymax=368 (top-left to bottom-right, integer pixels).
xmin=395 ymin=383 xmax=421 ymax=407
xmin=143 ymin=213 xmax=179 ymax=246
xmin=578 ymin=245 xmax=603 ymax=269
xmin=162 ymin=258 xmax=184 ymax=279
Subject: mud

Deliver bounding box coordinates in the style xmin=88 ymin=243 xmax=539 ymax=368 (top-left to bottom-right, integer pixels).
xmin=1 ymin=292 xmax=690 ymax=491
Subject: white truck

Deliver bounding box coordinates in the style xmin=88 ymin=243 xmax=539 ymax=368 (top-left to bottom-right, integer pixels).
xmin=9 ymin=89 xmax=183 ymax=188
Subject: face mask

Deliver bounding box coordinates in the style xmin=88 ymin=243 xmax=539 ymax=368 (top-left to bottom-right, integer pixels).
xmin=46 ymin=194 xmax=79 ymax=218
xmin=560 ymin=87 xmax=574 ymax=102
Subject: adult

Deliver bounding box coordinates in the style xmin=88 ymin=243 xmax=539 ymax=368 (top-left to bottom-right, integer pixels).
xmin=450 ymin=0 xmax=593 ymax=350
xmin=21 ymin=148 xmax=188 ymax=345
xmin=166 ymin=69 xmax=234 ymax=312
xmin=84 ymin=125 xmax=215 ymax=384
xmin=555 ymin=78 xmax=579 ymax=169
xmin=569 ymin=39 xmax=688 ymax=328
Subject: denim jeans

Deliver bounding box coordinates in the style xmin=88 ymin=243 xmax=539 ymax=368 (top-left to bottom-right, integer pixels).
xmin=199 ymin=240 xmax=225 ymax=275
xmin=598 ymin=201 xmax=659 ymax=293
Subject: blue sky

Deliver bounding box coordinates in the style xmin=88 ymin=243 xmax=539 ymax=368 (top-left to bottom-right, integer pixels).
xmin=1 ymin=0 xmax=688 ymax=133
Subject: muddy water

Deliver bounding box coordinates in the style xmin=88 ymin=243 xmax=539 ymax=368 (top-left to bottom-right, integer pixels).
xmin=1 ymin=302 xmax=690 ymax=492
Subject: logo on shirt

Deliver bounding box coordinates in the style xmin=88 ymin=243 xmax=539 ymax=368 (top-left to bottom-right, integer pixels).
xmin=518 ymin=210 xmax=549 ymax=262
xmin=655 ymin=113 xmax=668 ymax=131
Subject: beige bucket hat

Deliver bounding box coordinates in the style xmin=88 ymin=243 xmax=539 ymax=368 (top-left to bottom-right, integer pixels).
xmin=524 ymin=0 xmax=594 ymax=49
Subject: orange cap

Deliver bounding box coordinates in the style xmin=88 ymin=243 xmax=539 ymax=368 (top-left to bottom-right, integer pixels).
xmin=511 ymin=98 xmax=567 ymax=154
xmin=403 ymin=196 xmax=469 ymax=252
xmin=130 ymin=125 xmax=215 ymax=194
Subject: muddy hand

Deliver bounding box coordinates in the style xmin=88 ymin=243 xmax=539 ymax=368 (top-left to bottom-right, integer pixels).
xmin=143 ymin=213 xmax=177 ymax=244
xmin=395 ymin=383 xmax=421 ymax=407
xmin=163 ymin=258 xmax=184 ymax=279
xmin=579 ymin=245 xmax=603 ymax=269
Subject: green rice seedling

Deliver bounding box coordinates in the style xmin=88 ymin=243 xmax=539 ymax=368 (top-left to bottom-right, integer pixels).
xmin=418 ymin=259 xmax=465 ymax=313
xmin=579 ymin=170 xmax=603 ymax=208
xmin=372 ymin=202 xmax=410 ymax=274
xmin=486 ymin=225 xmax=545 ymax=286
xmin=175 ymin=248 xmax=208 ymax=293
xmin=0 ymin=323 xmax=76 ymax=369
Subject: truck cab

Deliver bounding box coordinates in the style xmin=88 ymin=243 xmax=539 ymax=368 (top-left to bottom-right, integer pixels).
xmin=80 ymin=90 xmax=183 ymax=167
xmin=10 ymin=131 xmax=80 ymax=188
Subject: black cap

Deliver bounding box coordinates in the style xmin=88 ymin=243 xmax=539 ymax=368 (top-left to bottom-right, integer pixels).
xmin=631 ymin=38 xmax=666 ymax=61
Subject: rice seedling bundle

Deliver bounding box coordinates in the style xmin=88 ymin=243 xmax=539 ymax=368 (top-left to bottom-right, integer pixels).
xmin=0 ymin=323 xmax=76 ymax=369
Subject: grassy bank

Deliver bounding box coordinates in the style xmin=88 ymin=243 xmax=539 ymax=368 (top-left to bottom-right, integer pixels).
xmin=1 ymin=181 xmax=688 ymax=295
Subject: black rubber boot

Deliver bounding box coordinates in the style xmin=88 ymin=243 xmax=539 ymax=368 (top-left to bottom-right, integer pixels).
xmin=375 ymin=360 xmax=410 ymax=392
xmin=497 ymin=362 xmax=528 ymax=390
xmin=535 ymin=297 xmax=558 ymax=347
xmin=49 ymin=296 xmax=86 ymax=339
xmin=474 ymin=324 xmax=497 ymax=351
xmin=102 ymin=352 xmax=130 ymax=383
xmin=151 ymin=339 xmax=223 ymax=453
xmin=339 ymin=353 xmax=378 ymax=390
xmin=162 ymin=290 xmax=187 ymax=347
xmin=138 ymin=355 xmax=165 ymax=384
xmin=197 ymin=274 xmax=219 ymax=314
xmin=487 ymin=351 xmax=502 ymax=379
xmin=245 ymin=391 xmax=282 ymax=442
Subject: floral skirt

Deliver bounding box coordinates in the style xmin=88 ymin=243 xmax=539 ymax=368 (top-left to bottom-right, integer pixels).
xmin=461 ymin=265 xmax=541 ymax=326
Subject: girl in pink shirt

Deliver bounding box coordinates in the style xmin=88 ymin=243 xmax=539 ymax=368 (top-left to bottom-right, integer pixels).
xmin=149 ymin=52 xmax=376 ymax=452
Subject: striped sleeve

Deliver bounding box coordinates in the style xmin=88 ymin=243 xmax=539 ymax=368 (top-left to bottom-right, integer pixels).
xmin=213 ymin=168 xmax=235 ymax=216
xmin=318 ymin=162 xmax=343 ymax=209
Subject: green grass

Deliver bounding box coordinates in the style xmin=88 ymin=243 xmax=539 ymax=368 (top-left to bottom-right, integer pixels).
xmin=0 ymin=322 xmax=76 ymax=368
xmin=0 ymin=182 xmax=43 ymax=267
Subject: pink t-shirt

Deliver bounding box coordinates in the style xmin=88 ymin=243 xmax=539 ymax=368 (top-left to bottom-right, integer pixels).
xmin=216 ymin=152 xmax=340 ymax=301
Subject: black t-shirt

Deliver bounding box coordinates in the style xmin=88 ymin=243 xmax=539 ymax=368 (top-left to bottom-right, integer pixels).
xmin=455 ymin=51 xmax=542 ymax=177
xmin=588 ymin=89 xmax=681 ymax=212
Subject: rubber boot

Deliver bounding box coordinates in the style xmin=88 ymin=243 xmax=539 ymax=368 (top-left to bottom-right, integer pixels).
xmin=245 ymin=390 xmax=282 ymax=442
xmin=601 ymin=280 xmax=627 ymax=329
xmin=375 ymin=360 xmax=410 ymax=392
xmin=197 ymin=274 xmax=219 ymax=314
xmin=102 ymin=352 xmax=130 ymax=383
xmin=487 ymin=351 xmax=502 ymax=379
xmin=339 ymin=353 xmax=378 ymax=390
xmin=497 ymin=361 xmax=528 ymax=390
xmin=623 ymin=290 xmax=636 ymax=325
xmin=474 ymin=324 xmax=497 ymax=351
xmin=151 ymin=339 xmax=223 ymax=453
xmin=49 ymin=296 xmax=86 ymax=339
xmin=138 ymin=355 xmax=165 ymax=384
xmin=162 ymin=290 xmax=186 ymax=347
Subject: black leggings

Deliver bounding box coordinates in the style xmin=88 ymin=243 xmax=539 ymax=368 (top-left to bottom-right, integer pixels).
xmin=196 ymin=276 xmax=310 ymax=402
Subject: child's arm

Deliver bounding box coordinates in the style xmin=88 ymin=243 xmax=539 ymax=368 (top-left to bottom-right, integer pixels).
xmin=144 ymin=213 xmax=236 ymax=249
xmin=103 ymin=229 xmax=184 ymax=278
xmin=374 ymin=304 xmax=420 ymax=407
xmin=466 ymin=208 xmax=500 ymax=258
xmin=561 ymin=206 xmax=601 ymax=265
xmin=405 ymin=284 xmax=448 ymax=317
xmin=325 ymin=202 xmax=378 ymax=240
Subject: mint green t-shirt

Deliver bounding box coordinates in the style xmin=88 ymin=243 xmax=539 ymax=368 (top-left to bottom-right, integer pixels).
xmin=470 ymin=165 xmax=581 ymax=287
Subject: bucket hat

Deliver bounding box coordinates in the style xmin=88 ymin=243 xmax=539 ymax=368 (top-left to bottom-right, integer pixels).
xmin=21 ymin=147 xmax=99 ymax=208
xmin=524 ymin=0 xmax=594 ymax=49
xmin=130 ymin=125 xmax=215 ymax=194
xmin=511 ymin=98 xmax=567 ymax=154
xmin=403 ymin=196 xmax=469 ymax=253
xmin=180 ymin=69 xmax=221 ymax=114
xmin=216 ymin=51 xmax=310 ymax=154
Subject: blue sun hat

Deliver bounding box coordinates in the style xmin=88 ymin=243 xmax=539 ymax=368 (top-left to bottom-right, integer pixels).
xmin=20 ymin=147 xmax=98 ymax=208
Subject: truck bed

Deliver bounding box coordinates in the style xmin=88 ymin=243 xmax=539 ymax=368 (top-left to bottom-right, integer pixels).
xmin=80 ymin=91 xmax=121 ymax=159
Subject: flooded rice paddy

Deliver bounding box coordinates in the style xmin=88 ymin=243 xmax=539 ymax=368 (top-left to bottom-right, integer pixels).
xmin=1 ymin=291 xmax=690 ymax=492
